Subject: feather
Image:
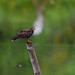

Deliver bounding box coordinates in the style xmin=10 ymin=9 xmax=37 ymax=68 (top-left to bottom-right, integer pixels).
xmin=11 ymin=27 xmax=35 ymax=42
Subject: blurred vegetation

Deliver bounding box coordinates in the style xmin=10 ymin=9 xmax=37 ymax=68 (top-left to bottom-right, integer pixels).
xmin=0 ymin=0 xmax=75 ymax=75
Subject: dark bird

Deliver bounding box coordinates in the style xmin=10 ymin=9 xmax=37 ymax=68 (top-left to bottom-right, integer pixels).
xmin=11 ymin=27 xmax=35 ymax=42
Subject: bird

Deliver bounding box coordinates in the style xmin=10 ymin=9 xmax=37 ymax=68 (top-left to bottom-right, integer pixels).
xmin=11 ymin=27 xmax=35 ymax=42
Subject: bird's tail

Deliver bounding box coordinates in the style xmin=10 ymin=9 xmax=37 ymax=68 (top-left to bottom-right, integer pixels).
xmin=11 ymin=36 xmax=18 ymax=42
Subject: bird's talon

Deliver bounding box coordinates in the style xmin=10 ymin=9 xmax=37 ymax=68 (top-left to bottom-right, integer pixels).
xmin=26 ymin=40 xmax=31 ymax=43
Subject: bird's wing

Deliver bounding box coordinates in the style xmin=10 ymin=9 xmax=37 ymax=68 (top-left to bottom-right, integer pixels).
xmin=22 ymin=29 xmax=29 ymax=32
xmin=16 ymin=29 xmax=31 ymax=36
xmin=19 ymin=29 xmax=29 ymax=35
xmin=21 ymin=29 xmax=32 ymax=36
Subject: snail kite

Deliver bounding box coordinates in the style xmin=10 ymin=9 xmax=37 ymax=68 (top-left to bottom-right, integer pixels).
xmin=11 ymin=27 xmax=35 ymax=42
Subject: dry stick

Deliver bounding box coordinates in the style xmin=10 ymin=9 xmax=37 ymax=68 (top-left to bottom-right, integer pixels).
xmin=26 ymin=41 xmax=41 ymax=75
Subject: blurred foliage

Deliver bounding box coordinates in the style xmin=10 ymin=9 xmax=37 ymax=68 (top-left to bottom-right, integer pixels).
xmin=0 ymin=0 xmax=75 ymax=44
xmin=0 ymin=0 xmax=75 ymax=75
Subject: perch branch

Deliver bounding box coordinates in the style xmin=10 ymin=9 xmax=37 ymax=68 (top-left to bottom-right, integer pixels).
xmin=26 ymin=41 xmax=41 ymax=75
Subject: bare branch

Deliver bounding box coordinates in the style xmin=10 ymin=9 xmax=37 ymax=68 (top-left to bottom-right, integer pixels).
xmin=26 ymin=41 xmax=41 ymax=75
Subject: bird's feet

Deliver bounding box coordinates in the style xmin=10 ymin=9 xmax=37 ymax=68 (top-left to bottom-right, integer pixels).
xmin=26 ymin=40 xmax=31 ymax=43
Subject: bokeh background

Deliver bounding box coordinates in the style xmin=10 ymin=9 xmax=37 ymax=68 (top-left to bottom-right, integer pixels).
xmin=0 ymin=0 xmax=75 ymax=75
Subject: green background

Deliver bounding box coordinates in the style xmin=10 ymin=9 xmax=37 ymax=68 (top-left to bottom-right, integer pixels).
xmin=0 ymin=0 xmax=75 ymax=75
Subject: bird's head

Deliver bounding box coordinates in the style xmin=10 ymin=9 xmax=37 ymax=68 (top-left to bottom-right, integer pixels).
xmin=31 ymin=27 xmax=35 ymax=31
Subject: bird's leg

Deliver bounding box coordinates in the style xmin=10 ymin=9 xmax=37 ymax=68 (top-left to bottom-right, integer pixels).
xmin=26 ymin=38 xmax=31 ymax=43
